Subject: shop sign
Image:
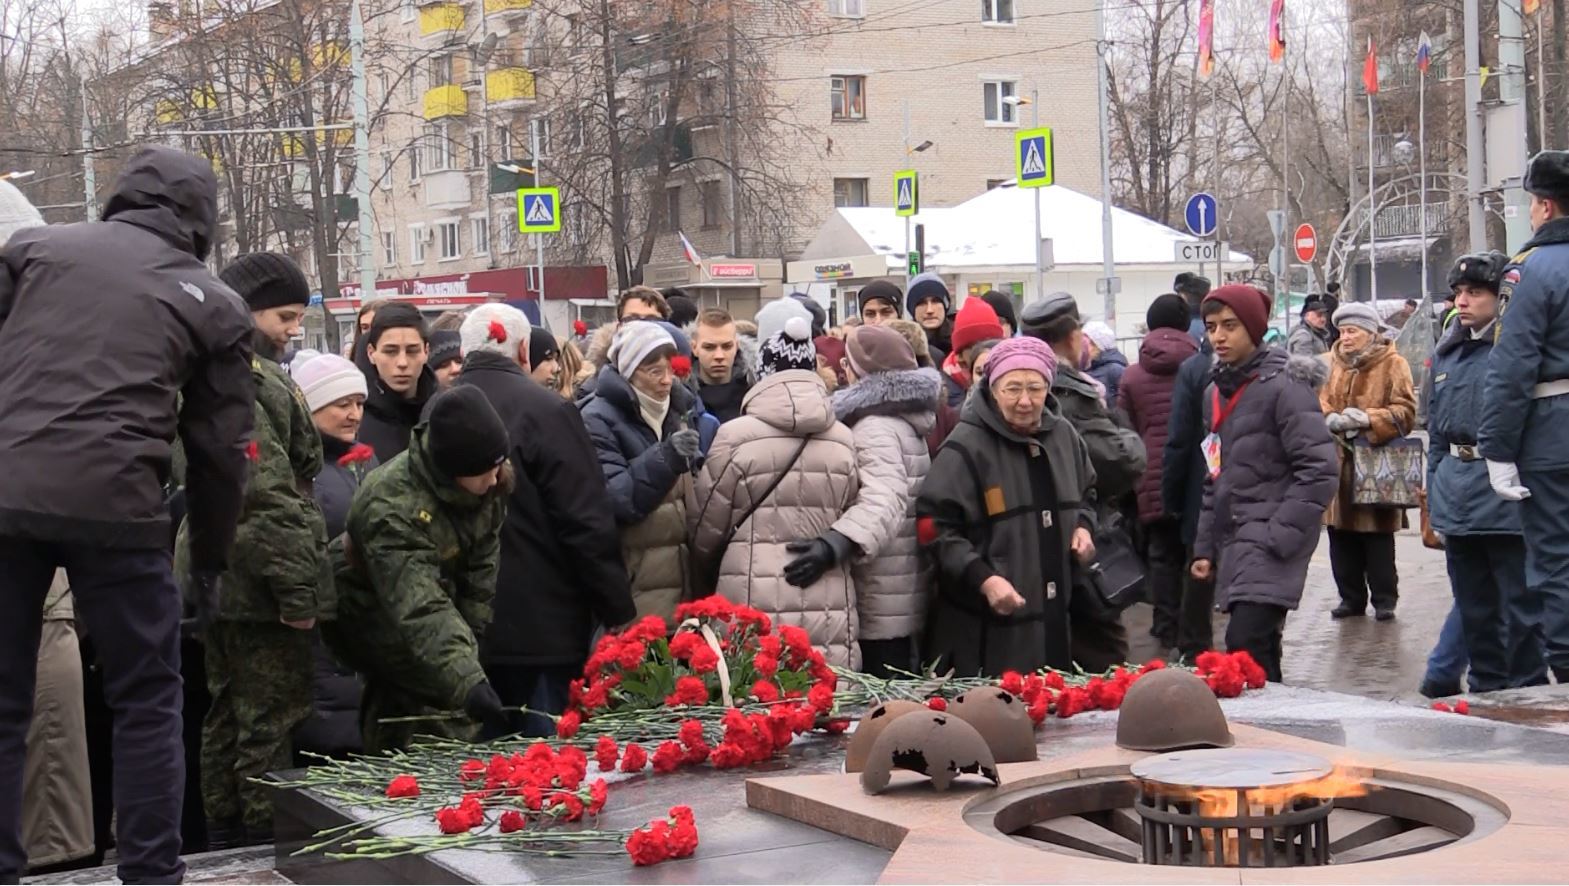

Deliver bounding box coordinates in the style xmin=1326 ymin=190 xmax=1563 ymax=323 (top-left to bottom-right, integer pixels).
xmin=709 ymin=263 xmax=758 ymax=278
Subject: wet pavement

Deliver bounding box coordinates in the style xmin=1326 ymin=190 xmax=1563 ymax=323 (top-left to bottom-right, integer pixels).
xmin=1122 ymin=527 xmax=1470 ymax=701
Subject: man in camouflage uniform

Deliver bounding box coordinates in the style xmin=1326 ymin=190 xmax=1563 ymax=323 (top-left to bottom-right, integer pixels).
xmin=177 ymin=252 xmax=330 ymax=847
xmin=325 ymin=385 xmax=510 ymax=753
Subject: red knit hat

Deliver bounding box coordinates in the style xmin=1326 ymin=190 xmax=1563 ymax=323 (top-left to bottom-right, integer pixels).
xmin=1202 ymin=284 xmax=1273 ymax=345
xmin=951 ymin=297 xmax=1006 ymax=356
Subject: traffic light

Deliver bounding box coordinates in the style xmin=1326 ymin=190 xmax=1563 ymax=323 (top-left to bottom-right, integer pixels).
xmin=907 ymin=250 xmax=921 ymax=276
xmin=908 ymin=223 xmax=925 ymax=276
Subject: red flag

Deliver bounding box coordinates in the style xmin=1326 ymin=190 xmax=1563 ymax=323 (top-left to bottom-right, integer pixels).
xmin=1268 ymin=0 xmax=1286 ymax=63
xmin=1362 ymin=38 xmax=1379 ymax=95
xmin=1198 ymin=0 xmax=1214 ymax=78
xmin=1525 ymin=0 xmax=1541 ymax=13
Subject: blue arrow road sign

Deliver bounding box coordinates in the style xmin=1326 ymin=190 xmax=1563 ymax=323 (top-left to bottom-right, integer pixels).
xmin=1185 ymin=193 xmax=1218 ymax=237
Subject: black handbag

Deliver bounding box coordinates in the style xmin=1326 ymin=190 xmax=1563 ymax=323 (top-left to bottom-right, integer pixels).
xmin=1081 ymin=511 xmax=1147 ymax=611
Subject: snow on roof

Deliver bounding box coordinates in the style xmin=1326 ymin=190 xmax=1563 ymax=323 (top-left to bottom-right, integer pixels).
xmin=832 ymin=183 xmax=1249 ymax=269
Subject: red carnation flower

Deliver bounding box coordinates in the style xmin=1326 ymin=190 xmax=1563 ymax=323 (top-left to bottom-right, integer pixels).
xmin=1230 ymin=650 xmax=1268 ymax=689
xmin=916 ymin=515 xmax=938 ymax=546
xmin=666 ymin=676 xmax=709 ymax=707
xmin=588 ymin=778 xmax=609 ymax=815
xmin=678 ymin=719 xmax=706 ymax=749
xmin=925 ymin=697 xmax=947 ymax=711
xmin=615 ymin=639 xmax=648 ymax=671
xmin=245 ymin=439 xmax=259 ymax=461
xmin=594 ymin=735 xmax=619 ymax=771
xmin=556 ymin=709 xmax=582 ymax=739
xmin=1044 ymin=671 xmax=1066 ymax=690
xmin=752 ymin=653 xmax=779 ymax=678
xmin=682 ymin=738 xmax=710 ymax=765
xmin=573 ymin=319 xmax=588 ymax=336
xmin=583 ymin=680 xmax=612 ymax=710
xmin=385 ymin=774 xmax=420 ymax=798
xmin=652 ymin=740 xmax=685 ymax=773
xmin=999 ymin=671 xmax=1025 ymax=695
xmin=808 ymin=682 xmax=835 ymax=714
xmin=488 ymin=320 xmax=508 ymax=343
xmin=668 ymin=817 xmax=699 ymax=858
xmin=1026 ymin=696 xmax=1048 ymax=725
xmin=751 ymin=680 xmax=781 ymax=703
xmin=627 ymin=820 xmax=671 ymax=866
xmin=1140 ymin=659 xmax=1166 ymax=674
xmin=436 ymin=806 xmax=475 ymax=834
xmin=459 ymin=759 xmax=485 ymax=782
xmin=709 ymin=741 xmax=747 ymax=769
xmin=688 ymin=644 xmax=720 ymax=673
xmin=337 ymin=443 xmax=376 ymax=466
xmin=499 ymin=810 xmax=527 ymax=833
xmin=1454 ymin=700 xmax=1471 ymax=715
xmin=822 ymin=718 xmax=851 ymax=734
xmin=1431 ymin=701 xmax=1453 ymax=713
xmin=620 ymin=742 xmax=649 ymax=772
xmin=670 ymin=355 xmax=691 ymax=379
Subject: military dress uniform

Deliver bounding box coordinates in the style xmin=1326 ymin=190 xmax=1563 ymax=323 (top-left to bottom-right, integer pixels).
xmin=1479 ymin=151 xmax=1569 ymax=682
xmin=177 ymin=355 xmax=330 ymax=841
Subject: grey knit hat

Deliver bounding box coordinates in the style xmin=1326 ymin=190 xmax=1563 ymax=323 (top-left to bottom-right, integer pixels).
xmin=1332 ymin=302 xmax=1386 ymax=335
xmin=0 ymin=181 xmax=44 ymax=246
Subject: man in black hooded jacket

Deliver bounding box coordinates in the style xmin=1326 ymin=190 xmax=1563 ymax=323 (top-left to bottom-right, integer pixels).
xmin=0 ymin=145 xmax=255 ymax=884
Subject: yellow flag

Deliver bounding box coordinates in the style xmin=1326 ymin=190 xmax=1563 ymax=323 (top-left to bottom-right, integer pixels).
xmin=1480 ymin=66 xmax=1491 ymax=89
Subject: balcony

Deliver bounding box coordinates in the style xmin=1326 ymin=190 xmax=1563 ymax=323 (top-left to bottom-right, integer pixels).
xmin=484 ymin=0 xmax=531 ymax=31
xmin=485 ymin=68 xmax=535 ymax=108
xmin=423 ymin=84 xmax=469 ymax=120
xmin=280 ymin=128 xmax=353 ymax=159
xmin=422 ymin=169 xmax=471 ymax=211
xmin=418 ymin=4 xmax=465 ymax=46
xmin=1370 ymin=202 xmax=1451 ymax=239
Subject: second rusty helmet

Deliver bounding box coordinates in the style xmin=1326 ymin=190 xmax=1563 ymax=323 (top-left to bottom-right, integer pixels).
xmin=1115 ymin=668 xmax=1235 ymax=752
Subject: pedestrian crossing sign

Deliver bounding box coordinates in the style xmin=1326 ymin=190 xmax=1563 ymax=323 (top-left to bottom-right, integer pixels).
xmin=894 ymin=169 xmax=918 ymax=217
xmin=517 ymin=187 xmax=562 ymax=233
xmin=1015 ymin=127 xmax=1054 ymax=189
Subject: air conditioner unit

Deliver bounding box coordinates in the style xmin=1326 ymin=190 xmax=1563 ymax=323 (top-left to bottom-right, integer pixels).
xmin=461 ymin=78 xmax=483 ymax=92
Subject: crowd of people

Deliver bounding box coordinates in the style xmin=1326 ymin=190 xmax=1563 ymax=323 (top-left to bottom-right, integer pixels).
xmin=2 ymin=144 xmax=1569 ymax=883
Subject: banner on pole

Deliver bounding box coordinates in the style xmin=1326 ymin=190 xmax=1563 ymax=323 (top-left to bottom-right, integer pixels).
xmin=1198 ymin=0 xmax=1214 ymax=78
xmin=1416 ymin=32 xmax=1432 ymax=75
xmin=1268 ymin=0 xmax=1286 ymax=63
xmin=1362 ymin=38 xmax=1379 ymax=95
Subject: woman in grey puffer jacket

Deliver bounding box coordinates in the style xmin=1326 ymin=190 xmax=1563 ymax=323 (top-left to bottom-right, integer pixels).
xmin=827 ymin=326 xmax=940 ymax=677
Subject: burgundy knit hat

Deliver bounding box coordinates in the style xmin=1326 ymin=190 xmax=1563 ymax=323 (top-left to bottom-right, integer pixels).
xmin=1202 ymin=284 xmax=1273 ymax=345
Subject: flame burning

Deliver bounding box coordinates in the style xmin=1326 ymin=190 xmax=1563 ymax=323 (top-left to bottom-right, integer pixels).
xmin=1158 ymin=765 xmax=1374 ymax=865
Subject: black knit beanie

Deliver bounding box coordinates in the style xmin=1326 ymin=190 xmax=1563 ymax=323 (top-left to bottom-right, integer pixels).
xmin=425 ymin=386 xmax=509 ymax=478
xmin=429 ymin=330 xmax=462 ymax=371
xmin=528 ymin=326 xmax=559 ymax=367
xmin=858 ymin=280 xmax=904 ymax=317
xmin=222 ymin=252 xmax=311 ymax=311
xmin=1146 ymin=293 xmax=1192 ymax=332
xmin=979 ymin=290 xmax=1019 ymax=333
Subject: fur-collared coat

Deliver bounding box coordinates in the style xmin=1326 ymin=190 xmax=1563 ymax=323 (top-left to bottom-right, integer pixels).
xmin=1319 ymin=339 xmax=1417 ymax=534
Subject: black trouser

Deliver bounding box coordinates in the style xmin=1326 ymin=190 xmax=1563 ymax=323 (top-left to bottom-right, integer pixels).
xmin=1445 ymin=535 xmax=1549 ymax=691
xmin=1177 ymin=566 xmax=1216 ymax=659
xmin=485 ymin=663 xmax=580 ymax=739
xmin=859 ymin=637 xmax=915 ymax=679
xmin=1225 ymin=602 xmax=1288 ymax=683
xmin=0 ymin=539 xmax=185 ymax=884
xmin=1327 ymin=528 xmax=1399 ymax=612
xmin=1145 ymin=519 xmax=1186 ymax=645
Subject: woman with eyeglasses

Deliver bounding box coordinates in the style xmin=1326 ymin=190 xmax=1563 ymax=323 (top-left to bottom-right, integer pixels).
xmin=579 ymin=322 xmax=703 ymax=620
xmin=916 ymin=337 xmax=1097 ymax=676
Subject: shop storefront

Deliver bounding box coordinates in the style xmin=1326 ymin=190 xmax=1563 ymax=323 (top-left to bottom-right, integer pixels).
xmin=783 ymin=254 xmax=900 ymax=325
xmin=643 ymin=258 xmax=785 ymax=320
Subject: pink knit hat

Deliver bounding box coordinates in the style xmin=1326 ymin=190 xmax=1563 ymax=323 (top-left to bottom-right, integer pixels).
xmin=983 ymin=336 xmax=1057 ymax=388
xmin=291 ymin=352 xmax=367 ymax=413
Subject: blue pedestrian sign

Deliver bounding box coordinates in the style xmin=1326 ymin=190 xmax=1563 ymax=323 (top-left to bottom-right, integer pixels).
xmin=517 ymin=187 xmax=562 ymax=234
xmin=894 ymin=169 xmax=918 ymax=217
xmin=1015 ymin=128 xmax=1054 ymax=189
xmin=1185 ymin=193 xmax=1218 ymax=237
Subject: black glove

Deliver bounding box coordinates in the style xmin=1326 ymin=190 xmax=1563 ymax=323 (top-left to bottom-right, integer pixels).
xmin=187 ymin=570 xmax=222 ymax=634
xmin=464 ymin=680 xmax=509 ymax=734
xmin=783 ymin=530 xmax=857 ymax=588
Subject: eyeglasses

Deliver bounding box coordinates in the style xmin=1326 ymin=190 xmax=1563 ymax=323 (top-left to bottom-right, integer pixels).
xmin=635 ymin=364 xmax=673 ymax=382
xmin=994 ymin=383 xmax=1048 ymax=400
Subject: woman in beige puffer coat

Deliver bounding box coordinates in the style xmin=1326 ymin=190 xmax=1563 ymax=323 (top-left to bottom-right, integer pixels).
xmin=691 ymin=321 xmax=860 ymax=667
xmin=826 ymin=326 xmax=940 ymax=677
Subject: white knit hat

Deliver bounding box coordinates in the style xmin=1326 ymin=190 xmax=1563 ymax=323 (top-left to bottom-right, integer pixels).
xmin=754 ymin=296 xmax=814 ymax=348
xmin=0 ymin=181 xmax=44 ymax=246
xmin=609 ymin=320 xmax=677 ymax=377
xmin=291 ymin=352 xmax=368 ymax=413
xmin=1083 ymin=320 xmax=1117 ymax=352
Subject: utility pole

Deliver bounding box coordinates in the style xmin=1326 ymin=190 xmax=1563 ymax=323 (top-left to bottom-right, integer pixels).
xmin=902 ymin=99 xmax=911 ymax=281
xmin=1094 ymin=2 xmax=1116 ymax=327
xmin=1498 ymin=0 xmax=1533 ymax=249
xmin=724 ymin=0 xmax=743 ymax=258
xmin=1031 ymin=88 xmax=1042 ymax=302
xmin=350 ymin=0 xmax=377 ymax=305
xmin=79 ymin=75 xmax=96 ymax=221
xmin=532 ymin=115 xmax=547 ymax=315
xmin=1463 ymin=0 xmax=1488 ymax=251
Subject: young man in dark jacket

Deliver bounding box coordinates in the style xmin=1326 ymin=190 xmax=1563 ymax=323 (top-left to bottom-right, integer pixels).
xmin=455 ymin=305 xmax=637 ymax=736
xmin=1118 ymin=294 xmax=1199 ymax=649
xmin=906 ymin=272 xmax=954 ymax=367
xmin=356 ymin=302 xmax=438 ymax=462
xmin=1020 ymin=292 xmax=1146 ymax=670
xmin=1191 ymin=285 xmax=1337 ymax=682
xmin=1428 ymin=253 xmax=1549 ymax=693
xmin=1162 ymin=344 xmax=1218 ymax=658
xmin=0 ymin=146 xmax=255 ymax=884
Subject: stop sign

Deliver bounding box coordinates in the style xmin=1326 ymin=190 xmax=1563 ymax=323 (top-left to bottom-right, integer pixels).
xmin=1293 ymin=223 xmax=1318 ymax=263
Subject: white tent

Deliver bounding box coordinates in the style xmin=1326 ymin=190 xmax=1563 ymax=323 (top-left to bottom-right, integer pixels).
xmin=796 ymin=183 xmax=1251 ymax=339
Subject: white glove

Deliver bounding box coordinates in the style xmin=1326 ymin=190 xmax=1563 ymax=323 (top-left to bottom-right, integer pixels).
xmin=1343 ymin=407 xmax=1372 ymax=429
xmin=1325 ymin=412 xmax=1351 ymax=433
xmin=1486 ymin=460 xmax=1532 ymax=501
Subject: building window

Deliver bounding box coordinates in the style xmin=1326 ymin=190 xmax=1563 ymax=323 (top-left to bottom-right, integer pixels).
xmin=981 ymin=0 xmax=1014 ymax=24
xmin=410 ymin=225 xmax=426 ymax=263
xmin=650 ymin=91 xmax=668 ymax=128
xmin=833 ymin=177 xmax=869 ymax=208
xmin=400 ymin=0 xmax=415 ymax=22
xmin=381 ymin=231 xmax=396 ymax=265
xmin=566 ymin=200 xmax=591 ymax=245
xmin=428 ymin=54 xmax=453 ymax=87
xmin=830 ymin=75 xmax=866 ymax=121
xmin=530 ymin=117 xmax=550 ymax=159
xmin=405 ymin=64 xmax=418 ymax=101
xmin=496 ymin=125 xmax=513 ymax=160
xmin=408 ymin=142 xmax=422 ymax=180
xmin=438 ymin=220 xmax=460 ymax=260
xmin=377 ymin=73 xmax=389 ymax=101
xmin=379 ymin=151 xmax=393 ymax=179
xmin=665 ymin=186 xmax=681 ymax=232
xmin=472 ymin=217 xmax=490 ymax=255
xmin=827 ymin=0 xmax=864 ymax=17
xmin=701 ymin=180 xmax=721 ymax=228
xmin=697 ymin=78 xmax=717 ymax=114
xmin=498 ymin=210 xmax=518 ymax=251
xmin=425 ymin=123 xmax=452 ymax=171
xmin=983 ymin=80 xmax=1018 ymax=124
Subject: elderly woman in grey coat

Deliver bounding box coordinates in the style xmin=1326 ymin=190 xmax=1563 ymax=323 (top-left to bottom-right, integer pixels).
xmin=822 ymin=325 xmax=942 ymax=677
xmin=691 ymin=318 xmax=860 ymax=667
xmin=917 ymin=337 xmax=1098 ymax=676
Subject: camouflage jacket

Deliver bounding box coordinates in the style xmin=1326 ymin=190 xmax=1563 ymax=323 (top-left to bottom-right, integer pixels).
xmin=324 ymin=424 xmax=505 ymax=710
xmin=178 ymin=356 xmax=331 ymax=622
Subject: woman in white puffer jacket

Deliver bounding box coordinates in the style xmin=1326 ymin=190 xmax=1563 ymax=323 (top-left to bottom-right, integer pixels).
xmin=828 ymin=325 xmax=942 ymax=676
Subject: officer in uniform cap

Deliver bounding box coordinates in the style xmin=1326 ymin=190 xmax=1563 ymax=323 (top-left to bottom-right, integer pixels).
xmin=1480 ymin=149 xmax=1569 ymax=683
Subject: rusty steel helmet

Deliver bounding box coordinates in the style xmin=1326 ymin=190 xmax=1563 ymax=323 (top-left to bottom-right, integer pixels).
xmin=845 ymin=700 xmax=926 ymax=773
xmin=949 ymin=688 xmax=1038 ymax=764
xmin=860 ymin=710 xmax=999 ymax=795
xmin=1115 ymin=668 xmax=1235 ymax=752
